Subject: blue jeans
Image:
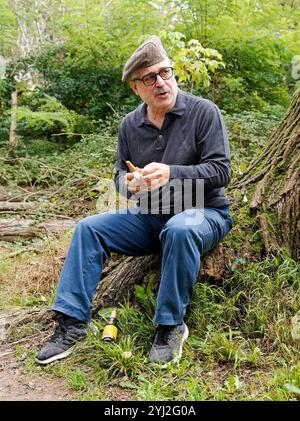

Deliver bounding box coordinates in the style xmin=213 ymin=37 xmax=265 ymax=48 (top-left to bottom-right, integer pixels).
xmin=53 ymin=206 xmax=232 ymax=324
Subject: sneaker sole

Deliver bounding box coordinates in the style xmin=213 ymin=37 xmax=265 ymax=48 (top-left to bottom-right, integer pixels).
xmin=35 ymin=345 xmax=75 ymax=365
xmin=154 ymin=323 xmax=189 ymax=369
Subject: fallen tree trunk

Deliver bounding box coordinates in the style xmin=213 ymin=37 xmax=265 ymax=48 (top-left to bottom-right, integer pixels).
xmin=0 ymin=218 xmax=75 ymax=241
xmin=93 ymin=255 xmax=161 ymax=311
xmin=0 ymin=201 xmax=36 ymax=211
xmin=92 ymin=242 xmax=233 ymax=312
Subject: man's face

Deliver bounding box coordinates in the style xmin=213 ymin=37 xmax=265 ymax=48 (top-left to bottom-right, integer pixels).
xmin=129 ymin=58 xmax=178 ymax=114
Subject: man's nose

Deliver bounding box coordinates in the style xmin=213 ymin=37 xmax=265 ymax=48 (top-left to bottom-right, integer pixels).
xmin=155 ymin=74 xmax=165 ymax=87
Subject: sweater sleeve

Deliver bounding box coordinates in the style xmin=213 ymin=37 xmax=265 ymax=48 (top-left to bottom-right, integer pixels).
xmin=169 ymin=101 xmax=230 ymax=191
xmin=114 ymin=119 xmax=133 ymax=199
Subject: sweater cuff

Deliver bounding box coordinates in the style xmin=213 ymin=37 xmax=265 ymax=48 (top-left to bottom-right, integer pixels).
xmin=169 ymin=164 xmax=180 ymax=180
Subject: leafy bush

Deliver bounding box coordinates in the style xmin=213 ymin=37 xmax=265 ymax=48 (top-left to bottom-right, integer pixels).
xmin=224 ymin=107 xmax=285 ymax=180
xmin=0 ymin=79 xmax=11 ymax=143
xmin=33 ymin=46 xmax=138 ymax=121
xmin=16 ymin=94 xmax=86 ymax=140
xmin=174 ymin=2 xmax=299 ymax=112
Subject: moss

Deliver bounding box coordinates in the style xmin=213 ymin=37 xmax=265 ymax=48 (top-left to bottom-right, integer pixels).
xmin=223 ymin=203 xmax=262 ymax=256
xmin=228 ymin=229 xmax=245 ymax=251
xmin=250 ymin=232 xmax=263 ymax=254
xmin=236 ymin=205 xmax=257 ymax=227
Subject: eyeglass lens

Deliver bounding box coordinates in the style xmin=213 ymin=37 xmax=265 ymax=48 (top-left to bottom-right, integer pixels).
xmin=143 ymin=67 xmax=173 ymax=85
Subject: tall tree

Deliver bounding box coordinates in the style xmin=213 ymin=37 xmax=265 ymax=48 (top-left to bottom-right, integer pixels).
xmin=9 ymin=0 xmax=64 ymax=56
xmin=233 ymin=88 xmax=300 ymax=260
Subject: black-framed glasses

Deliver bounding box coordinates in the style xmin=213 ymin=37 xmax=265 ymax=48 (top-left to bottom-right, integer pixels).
xmin=132 ymin=67 xmax=174 ymax=86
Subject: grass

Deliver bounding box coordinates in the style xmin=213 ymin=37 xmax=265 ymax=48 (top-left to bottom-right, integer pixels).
xmin=1 ymin=192 xmax=299 ymax=400
xmin=7 ymin=250 xmax=296 ymax=401
xmin=0 ymin=230 xmax=72 ymax=309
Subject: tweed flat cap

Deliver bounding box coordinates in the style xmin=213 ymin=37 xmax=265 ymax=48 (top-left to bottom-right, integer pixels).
xmin=122 ymin=36 xmax=168 ymax=82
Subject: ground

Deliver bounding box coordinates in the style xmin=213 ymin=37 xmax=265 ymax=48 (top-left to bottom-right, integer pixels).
xmin=0 ymin=308 xmax=134 ymax=401
xmin=0 ymin=308 xmax=77 ymax=401
xmin=0 ymin=352 xmax=75 ymax=401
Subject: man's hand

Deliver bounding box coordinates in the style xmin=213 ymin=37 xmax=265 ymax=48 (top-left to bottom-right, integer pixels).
xmin=141 ymin=162 xmax=170 ymax=191
xmin=125 ymin=172 xmax=149 ymax=194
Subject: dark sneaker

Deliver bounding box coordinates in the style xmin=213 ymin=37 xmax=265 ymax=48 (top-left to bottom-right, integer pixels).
xmin=35 ymin=315 xmax=87 ymax=365
xmin=148 ymin=322 xmax=189 ymax=368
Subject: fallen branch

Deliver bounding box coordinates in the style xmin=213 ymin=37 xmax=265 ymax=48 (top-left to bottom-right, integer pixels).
xmin=0 ymin=201 xmax=36 ymax=211
xmin=0 ymin=218 xmax=76 ymax=241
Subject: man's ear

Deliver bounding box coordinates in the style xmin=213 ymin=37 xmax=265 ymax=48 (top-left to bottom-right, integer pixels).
xmin=129 ymin=80 xmax=139 ymax=97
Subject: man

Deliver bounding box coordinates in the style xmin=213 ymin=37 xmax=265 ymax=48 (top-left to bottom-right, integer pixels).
xmin=36 ymin=36 xmax=232 ymax=367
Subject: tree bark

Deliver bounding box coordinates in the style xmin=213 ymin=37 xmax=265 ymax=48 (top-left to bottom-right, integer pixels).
xmin=232 ymin=87 xmax=300 ymax=259
xmin=93 ymin=255 xmax=162 ymax=312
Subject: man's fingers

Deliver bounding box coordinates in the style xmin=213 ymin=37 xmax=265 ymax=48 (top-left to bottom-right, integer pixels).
xmin=128 ymin=184 xmax=149 ymax=194
xmin=142 ymin=171 xmax=162 ymax=181
xmin=141 ymin=167 xmax=159 ymax=177
xmin=126 ymin=163 xmax=170 ymax=191
xmin=147 ymin=179 xmax=161 ymax=190
xmin=125 ymin=173 xmax=134 ymax=184
xmin=128 ymin=185 xmax=140 ymax=194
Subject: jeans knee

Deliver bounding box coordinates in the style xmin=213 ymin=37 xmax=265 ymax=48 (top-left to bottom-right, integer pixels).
xmin=160 ymin=220 xmax=193 ymax=243
xmin=75 ymin=215 xmax=99 ymax=235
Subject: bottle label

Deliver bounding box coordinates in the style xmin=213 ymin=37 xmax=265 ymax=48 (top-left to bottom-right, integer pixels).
xmin=102 ymin=324 xmax=118 ymax=341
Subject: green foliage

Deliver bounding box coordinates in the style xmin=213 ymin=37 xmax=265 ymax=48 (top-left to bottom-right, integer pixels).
xmin=67 ymin=369 xmax=89 ymax=391
xmin=0 ymin=0 xmax=299 ymax=148
xmin=173 ymin=0 xmax=300 ymax=111
xmin=0 ymin=0 xmax=17 ymax=56
xmin=161 ymin=31 xmax=225 ymax=92
xmin=0 ymin=79 xmax=10 ymax=106
xmin=224 ymin=107 xmax=284 ymax=181
xmin=0 ymin=79 xmax=11 ymax=143
xmin=33 ymin=45 xmax=135 ymax=121
xmin=187 ymin=252 xmax=299 ymax=353
xmin=212 ymin=76 xmax=268 ymax=113
xmin=27 ymin=0 xmax=168 ymax=122
xmin=207 ymin=36 xmax=292 ymax=111
xmin=17 ymin=94 xmax=80 ymax=140
xmin=266 ymin=364 xmax=300 ymax=400
xmin=134 ymin=275 xmax=156 ymax=318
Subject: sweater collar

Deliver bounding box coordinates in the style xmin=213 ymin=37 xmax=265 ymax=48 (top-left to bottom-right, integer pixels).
xmin=137 ymin=91 xmax=187 ymax=127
